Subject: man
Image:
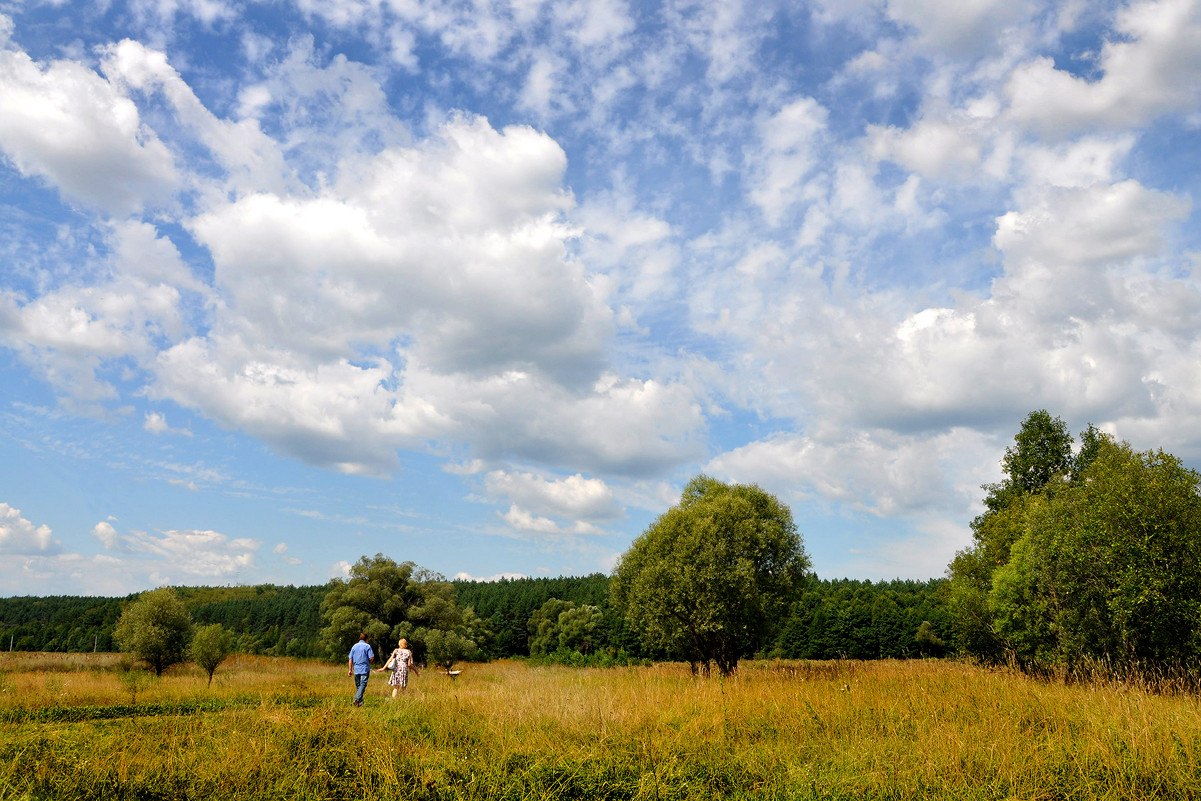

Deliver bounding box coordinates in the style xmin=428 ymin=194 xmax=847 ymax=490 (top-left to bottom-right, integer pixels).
xmin=348 ymin=632 xmax=375 ymax=707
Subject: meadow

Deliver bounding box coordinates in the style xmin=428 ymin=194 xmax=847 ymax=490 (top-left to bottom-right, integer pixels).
xmin=1 ymin=652 xmax=1199 ymax=800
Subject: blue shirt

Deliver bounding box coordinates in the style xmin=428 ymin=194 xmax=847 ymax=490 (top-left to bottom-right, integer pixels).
xmin=349 ymin=640 xmax=374 ymax=674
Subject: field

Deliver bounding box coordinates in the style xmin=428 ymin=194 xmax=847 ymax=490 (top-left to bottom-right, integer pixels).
xmin=2 ymin=653 xmax=1200 ymax=800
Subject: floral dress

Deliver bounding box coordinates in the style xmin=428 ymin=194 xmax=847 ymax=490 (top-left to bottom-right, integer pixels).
xmin=387 ymin=647 xmax=413 ymax=688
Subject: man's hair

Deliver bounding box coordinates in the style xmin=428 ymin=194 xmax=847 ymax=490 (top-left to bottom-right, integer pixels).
xmin=359 ymin=633 xmax=368 ymax=640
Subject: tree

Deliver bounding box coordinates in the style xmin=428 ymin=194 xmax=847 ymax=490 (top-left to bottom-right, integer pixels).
xmin=191 ymin=623 xmax=232 ymax=687
xmin=319 ymin=555 xmax=426 ymax=659
xmin=320 ymin=555 xmax=490 ymax=666
xmin=528 ymin=598 xmax=603 ymax=656
xmin=556 ymin=604 xmax=603 ymax=654
xmin=915 ymin=620 xmax=945 ymax=657
xmin=424 ymin=628 xmax=479 ymax=672
xmin=988 ymin=437 xmax=1201 ymax=668
xmin=113 ymin=588 xmax=194 ymax=677
xmin=951 ymin=410 xmax=1075 ymax=658
xmin=611 ymin=475 xmax=810 ymax=676
xmin=528 ymin=598 xmax=577 ymax=656
xmin=950 ymin=416 xmax=1201 ymax=672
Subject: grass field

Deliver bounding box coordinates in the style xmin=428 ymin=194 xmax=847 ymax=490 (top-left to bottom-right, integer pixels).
xmin=2 ymin=652 xmax=1199 ymax=800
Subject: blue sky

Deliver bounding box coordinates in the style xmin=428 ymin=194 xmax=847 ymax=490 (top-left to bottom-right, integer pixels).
xmin=3 ymin=0 xmax=1201 ymax=596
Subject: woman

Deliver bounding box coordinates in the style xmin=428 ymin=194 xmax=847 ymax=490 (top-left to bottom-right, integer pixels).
xmin=375 ymin=637 xmax=418 ymax=698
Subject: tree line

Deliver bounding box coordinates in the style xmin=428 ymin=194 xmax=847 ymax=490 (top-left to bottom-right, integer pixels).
xmin=0 ymin=585 xmax=324 ymax=657
xmin=0 ymin=573 xmax=950 ymax=664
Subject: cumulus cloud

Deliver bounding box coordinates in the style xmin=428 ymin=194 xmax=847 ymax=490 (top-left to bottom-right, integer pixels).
xmin=95 ymin=525 xmax=260 ymax=576
xmin=0 ymin=47 xmax=178 ymax=214
xmin=1004 ymin=0 xmax=1201 ymax=135
xmin=706 ymin=428 xmax=995 ymax=519
xmin=273 ymin=541 xmax=302 ymax=565
xmin=886 ymin=0 xmax=1037 ymax=57
xmin=748 ymin=97 xmax=829 ymax=226
xmin=484 ymin=469 xmax=623 ymax=521
xmin=0 ymin=503 xmax=61 ymax=554
xmin=499 ymin=504 xmax=605 ymax=536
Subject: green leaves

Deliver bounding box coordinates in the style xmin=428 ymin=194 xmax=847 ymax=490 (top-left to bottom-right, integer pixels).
xmin=952 ymin=416 xmax=1201 ymax=671
xmin=320 ymin=554 xmax=487 ymax=667
xmin=611 ymin=474 xmax=809 ymax=676
xmin=112 ymin=588 xmax=193 ymax=677
xmin=191 ymin=623 xmax=232 ymax=687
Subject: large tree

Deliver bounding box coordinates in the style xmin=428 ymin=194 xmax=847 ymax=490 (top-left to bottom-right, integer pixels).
xmin=988 ymin=437 xmax=1201 ymax=668
xmin=319 ymin=555 xmax=426 ymax=659
xmin=113 ymin=588 xmax=194 ymax=676
xmin=950 ymin=410 xmax=1074 ymax=658
xmin=610 ymin=475 xmax=810 ymax=676
xmin=951 ymin=417 xmax=1201 ymax=670
xmin=320 ymin=555 xmax=485 ymax=665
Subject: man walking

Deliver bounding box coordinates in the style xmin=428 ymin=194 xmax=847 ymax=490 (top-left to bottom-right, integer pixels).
xmin=348 ymin=632 xmax=375 ymax=707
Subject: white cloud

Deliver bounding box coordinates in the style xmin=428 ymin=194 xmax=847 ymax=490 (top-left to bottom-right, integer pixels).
xmin=0 ymin=47 xmax=178 ymax=215
xmin=1004 ymin=0 xmax=1201 ymax=135
xmin=706 ymin=427 xmax=993 ymax=519
xmin=499 ymin=504 xmax=605 ymax=536
xmin=886 ymin=0 xmax=1036 ymax=57
xmin=0 ymin=503 xmax=61 ymax=554
xmin=748 ymin=97 xmax=829 ymax=226
xmin=273 ymin=541 xmax=302 ymax=565
xmin=868 ymin=116 xmax=984 ymax=181
xmin=484 ymin=469 xmax=623 ymax=521
xmin=994 ymin=180 xmax=1190 ymax=270
xmin=91 ymin=518 xmax=258 ymax=576
xmin=144 ymin=411 xmax=192 ymax=436
xmin=92 ymin=520 xmax=120 ymax=549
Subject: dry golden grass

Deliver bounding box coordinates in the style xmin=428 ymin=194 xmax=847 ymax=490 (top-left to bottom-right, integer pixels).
xmin=2 ymin=654 xmax=1199 ymax=799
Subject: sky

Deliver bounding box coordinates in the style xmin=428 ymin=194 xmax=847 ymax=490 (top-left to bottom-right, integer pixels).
xmin=2 ymin=0 xmax=1201 ymax=596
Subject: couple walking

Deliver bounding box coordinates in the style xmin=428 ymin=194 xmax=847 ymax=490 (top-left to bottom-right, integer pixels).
xmin=347 ymin=633 xmax=420 ymax=706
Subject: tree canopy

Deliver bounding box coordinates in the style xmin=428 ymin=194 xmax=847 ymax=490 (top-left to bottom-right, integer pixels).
xmin=950 ymin=413 xmax=1201 ymax=671
xmin=320 ymin=554 xmax=485 ymax=665
xmin=113 ymin=588 xmax=194 ymax=676
xmin=191 ymin=623 xmax=232 ymax=687
xmin=611 ymin=475 xmax=810 ymax=676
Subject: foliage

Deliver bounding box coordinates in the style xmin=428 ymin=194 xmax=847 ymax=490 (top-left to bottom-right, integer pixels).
xmin=320 ymin=555 xmax=488 ymax=667
xmin=772 ymin=576 xmax=952 ymax=659
xmin=915 ymin=620 xmax=945 ymax=657
xmin=611 ymin=475 xmax=810 ymax=676
xmin=453 ymin=573 xmax=637 ymax=658
xmin=112 ymin=589 xmax=194 ymax=677
xmin=527 ymin=598 xmax=602 ymax=656
xmin=950 ymin=410 xmax=1075 ymax=659
xmin=423 ymin=628 xmax=478 ymax=672
xmin=990 ymin=438 xmax=1201 ymax=667
xmin=0 ymin=595 xmax=124 ymax=653
xmin=3 ymin=573 xmax=956 ymax=665
xmin=191 ymin=623 xmax=232 ymax=687
xmin=951 ymin=412 xmax=1201 ymax=671
xmin=0 ymin=585 xmax=325 ymax=657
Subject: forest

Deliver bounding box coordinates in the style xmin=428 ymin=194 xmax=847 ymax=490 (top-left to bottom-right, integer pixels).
xmin=0 ymin=573 xmax=951 ymax=662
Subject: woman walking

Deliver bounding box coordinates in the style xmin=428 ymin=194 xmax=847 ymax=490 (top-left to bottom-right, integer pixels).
xmin=376 ymin=637 xmax=418 ymax=698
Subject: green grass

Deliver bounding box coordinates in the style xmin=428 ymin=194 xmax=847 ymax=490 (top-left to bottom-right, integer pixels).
xmin=1 ymin=653 xmax=1199 ymax=799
